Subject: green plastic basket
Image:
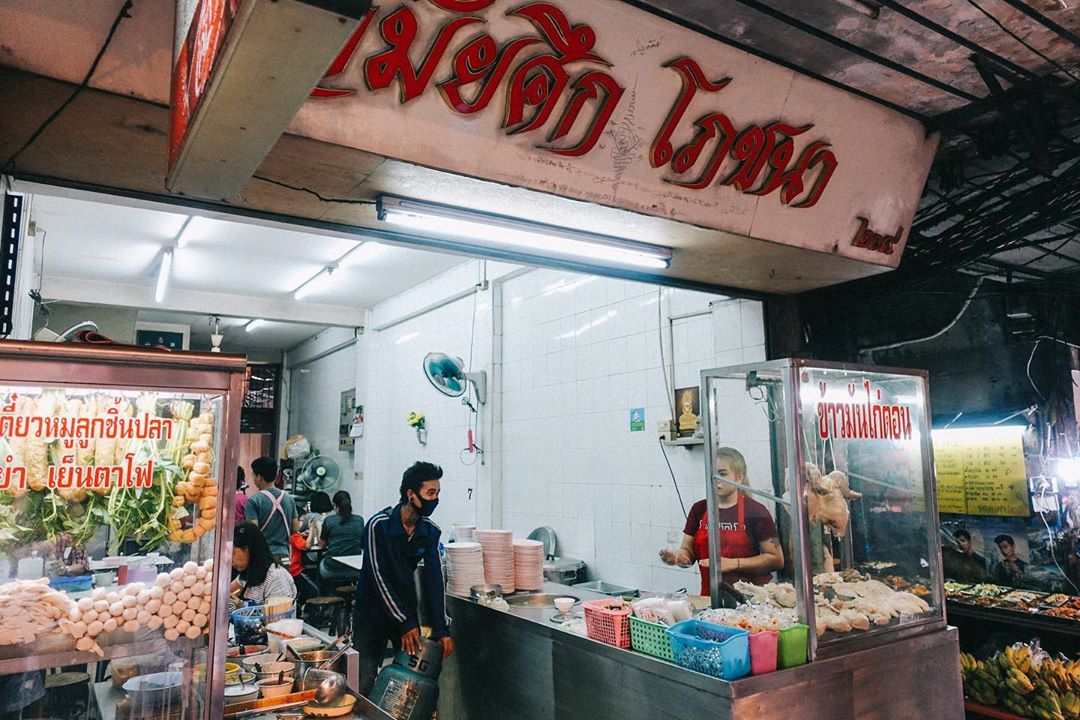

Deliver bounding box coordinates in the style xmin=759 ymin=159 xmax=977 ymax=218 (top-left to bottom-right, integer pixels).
xmin=629 ymin=615 xmax=675 ymax=662
xmin=777 ymin=624 xmax=809 ymax=668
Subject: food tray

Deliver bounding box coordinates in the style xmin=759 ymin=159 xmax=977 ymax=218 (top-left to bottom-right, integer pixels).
xmin=1040 ymin=594 xmax=1072 ymax=608
xmin=667 ymin=619 xmax=750 ymax=680
xmin=629 ymin=615 xmax=674 ymax=662
xmin=583 ymin=599 xmax=632 ymax=649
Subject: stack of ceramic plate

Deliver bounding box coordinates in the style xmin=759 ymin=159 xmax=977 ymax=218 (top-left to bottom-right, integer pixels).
xmin=445 ymin=542 xmax=485 ymax=597
xmin=475 ymin=529 xmax=515 ymax=593
xmin=513 ymin=539 xmax=545 ymax=591
xmin=452 ymin=524 xmax=476 ymax=543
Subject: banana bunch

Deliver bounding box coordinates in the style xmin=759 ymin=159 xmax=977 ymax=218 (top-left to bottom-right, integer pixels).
xmin=1039 ymin=659 xmax=1075 ymax=696
xmin=961 ymin=653 xmax=1005 ymax=707
xmin=1030 ymin=687 xmax=1066 ymax=720
xmin=1002 ymin=645 xmax=1035 ymax=675
xmin=1061 ymin=692 xmax=1080 ymax=718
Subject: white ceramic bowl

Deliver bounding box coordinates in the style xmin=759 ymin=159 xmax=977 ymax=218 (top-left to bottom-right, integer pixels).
xmin=257 ymin=678 xmax=295 ymax=699
xmin=224 ymin=685 xmax=260 ymax=705
xmin=554 ymin=597 xmax=575 ymax=614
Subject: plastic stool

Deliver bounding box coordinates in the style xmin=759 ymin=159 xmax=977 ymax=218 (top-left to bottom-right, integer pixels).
xmin=304 ymin=596 xmax=348 ymax=635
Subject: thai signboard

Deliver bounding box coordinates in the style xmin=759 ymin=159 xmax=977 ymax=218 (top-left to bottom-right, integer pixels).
xmin=291 ymin=0 xmax=939 ymax=267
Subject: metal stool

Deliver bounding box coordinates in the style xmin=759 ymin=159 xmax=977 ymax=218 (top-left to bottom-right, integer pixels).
xmin=334 ymin=584 xmax=356 ymax=619
xmin=304 ymin=596 xmax=348 ymax=635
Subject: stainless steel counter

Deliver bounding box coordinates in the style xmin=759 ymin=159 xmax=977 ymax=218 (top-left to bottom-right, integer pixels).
xmin=438 ymin=582 xmax=964 ymax=720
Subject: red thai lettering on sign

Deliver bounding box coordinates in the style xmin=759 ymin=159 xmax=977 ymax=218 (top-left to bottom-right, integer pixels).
xmin=310 ymin=2 xmax=625 ymax=158
xmin=814 ymin=380 xmax=914 ymax=442
xmin=652 ymin=57 xmax=838 ymax=208
xmin=309 ymin=4 xmax=838 ymax=209
xmin=851 ymin=217 xmax=904 ymax=255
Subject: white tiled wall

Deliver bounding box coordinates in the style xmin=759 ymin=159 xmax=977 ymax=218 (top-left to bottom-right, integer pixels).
xmin=358 ymin=262 xmax=501 ymax=529
xmin=287 ymin=327 xmax=357 ymax=496
xmin=345 ymin=263 xmax=770 ymax=594
xmin=498 ymin=270 xmax=769 ymax=592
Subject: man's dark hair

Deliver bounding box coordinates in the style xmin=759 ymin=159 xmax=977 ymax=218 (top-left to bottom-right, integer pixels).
xmin=236 ymin=466 xmax=246 ymax=490
xmin=251 ymin=457 xmax=277 ymax=485
xmin=953 ymin=529 xmax=971 ymax=541
xmin=994 ymin=534 xmax=1014 ymax=546
xmin=234 ymin=522 xmax=280 ymax=586
xmin=400 ymin=461 xmax=443 ymax=503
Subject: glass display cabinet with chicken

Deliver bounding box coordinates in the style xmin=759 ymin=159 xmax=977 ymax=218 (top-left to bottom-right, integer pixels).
xmin=700 ymin=359 xmax=945 ymax=661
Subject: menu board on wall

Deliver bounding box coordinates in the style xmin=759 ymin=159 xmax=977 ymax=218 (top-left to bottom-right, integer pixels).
xmin=932 ymin=427 xmax=1030 ymax=517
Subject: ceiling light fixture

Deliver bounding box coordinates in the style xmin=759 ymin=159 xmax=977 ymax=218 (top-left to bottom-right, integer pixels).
xmin=245 ymin=319 xmax=268 ymax=333
xmin=174 ymin=216 xmax=196 ymax=249
xmin=377 ymin=196 xmax=673 ymax=270
xmin=154 ymin=249 xmax=173 ymax=303
xmin=293 ymin=266 xmax=336 ymax=301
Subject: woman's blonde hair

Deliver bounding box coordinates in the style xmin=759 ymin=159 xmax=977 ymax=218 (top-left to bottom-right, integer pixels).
xmin=714 ymin=447 xmax=748 ymax=485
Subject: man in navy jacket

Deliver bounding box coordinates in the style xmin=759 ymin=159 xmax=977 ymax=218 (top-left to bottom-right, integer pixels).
xmin=354 ymin=461 xmax=454 ymax=696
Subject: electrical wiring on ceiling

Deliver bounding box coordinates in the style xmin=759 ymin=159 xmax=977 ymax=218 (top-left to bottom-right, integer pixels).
xmin=2 ymin=0 xmax=134 ymax=172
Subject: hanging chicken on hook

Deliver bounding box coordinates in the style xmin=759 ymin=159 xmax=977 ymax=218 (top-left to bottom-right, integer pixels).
xmin=804 ymin=462 xmax=862 ymax=536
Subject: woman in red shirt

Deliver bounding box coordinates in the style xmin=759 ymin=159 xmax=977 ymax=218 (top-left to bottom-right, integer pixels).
xmin=659 ymin=447 xmax=784 ymax=596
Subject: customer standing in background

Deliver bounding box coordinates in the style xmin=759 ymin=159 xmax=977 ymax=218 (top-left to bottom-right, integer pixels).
xmin=318 ymin=490 xmax=364 ymax=590
xmin=244 ymin=457 xmax=299 ymax=563
xmin=353 ymin=462 xmax=453 ymax=696
xmin=233 ymin=467 xmax=248 ymax=528
xmin=300 ymin=491 xmax=334 ymax=547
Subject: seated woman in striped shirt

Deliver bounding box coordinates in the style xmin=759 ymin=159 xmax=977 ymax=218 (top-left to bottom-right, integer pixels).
xmin=231 ymin=522 xmax=297 ymax=610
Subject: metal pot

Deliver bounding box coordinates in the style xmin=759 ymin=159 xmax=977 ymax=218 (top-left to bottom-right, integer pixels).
xmin=469 ymin=583 xmax=503 ymax=602
xmin=295 ymin=650 xmax=348 ymax=678
xmin=543 ymin=557 xmax=586 ymax=585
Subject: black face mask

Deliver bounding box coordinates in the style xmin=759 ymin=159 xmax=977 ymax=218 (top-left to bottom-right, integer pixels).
xmin=412 ymin=495 xmax=439 ymax=517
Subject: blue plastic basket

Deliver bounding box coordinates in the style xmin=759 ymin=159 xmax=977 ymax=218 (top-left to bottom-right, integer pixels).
xmin=667 ymin=620 xmax=751 ymax=680
xmin=229 ymin=605 xmax=296 ymax=645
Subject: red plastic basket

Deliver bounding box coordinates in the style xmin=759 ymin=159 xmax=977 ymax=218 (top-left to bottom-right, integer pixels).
xmin=583 ymin=599 xmax=632 ymax=649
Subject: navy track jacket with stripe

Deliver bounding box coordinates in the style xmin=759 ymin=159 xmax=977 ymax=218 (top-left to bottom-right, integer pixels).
xmin=354 ymin=504 xmax=450 ymax=638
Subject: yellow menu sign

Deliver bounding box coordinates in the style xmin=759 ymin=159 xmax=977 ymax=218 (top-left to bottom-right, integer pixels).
xmin=931 ymin=427 xmax=1030 ymax=517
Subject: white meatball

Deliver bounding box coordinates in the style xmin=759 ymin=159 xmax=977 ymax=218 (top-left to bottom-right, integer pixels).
xmin=149 ymin=586 xmax=165 ymax=600
xmin=121 ymin=595 xmax=137 ymax=608
xmin=156 ymin=572 xmax=171 ymax=588
xmin=122 ymin=620 xmax=139 ymax=633
xmin=91 ymin=588 xmax=108 ymax=601
xmin=122 ymin=607 xmax=138 ymax=621
xmin=184 ymin=625 xmax=201 ymax=640
xmin=86 ymin=620 xmax=104 ymax=637
xmin=163 ymin=615 xmax=178 ymax=630
xmin=177 ymin=589 xmax=192 ymax=604
xmin=164 ymin=628 xmax=180 ymax=642
xmin=103 ymin=618 xmax=118 ymax=633
xmin=147 ymin=615 xmax=163 ymax=631
xmin=77 ymin=597 xmax=94 ymax=612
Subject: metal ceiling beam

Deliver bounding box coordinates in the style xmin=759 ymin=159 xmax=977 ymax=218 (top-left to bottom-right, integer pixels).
xmin=994 ymin=0 xmax=1080 ymax=48
xmin=972 ymin=55 xmax=1053 ymax=172
xmin=616 ymin=0 xmax=946 ymax=127
xmin=873 ymin=0 xmax=1052 ymax=86
xmin=722 ymin=0 xmax=982 ymax=102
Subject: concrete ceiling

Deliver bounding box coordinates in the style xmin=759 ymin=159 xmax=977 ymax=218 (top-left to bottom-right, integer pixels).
xmin=28 ymin=189 xmax=468 ymax=330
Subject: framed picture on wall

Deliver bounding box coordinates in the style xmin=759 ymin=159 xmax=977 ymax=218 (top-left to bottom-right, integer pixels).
xmin=675 ymin=386 xmax=700 ymax=437
xmin=134 ymin=322 xmax=190 ymax=350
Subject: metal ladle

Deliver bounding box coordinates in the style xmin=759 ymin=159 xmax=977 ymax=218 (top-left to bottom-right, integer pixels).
xmin=314 ymin=673 xmax=347 ymax=706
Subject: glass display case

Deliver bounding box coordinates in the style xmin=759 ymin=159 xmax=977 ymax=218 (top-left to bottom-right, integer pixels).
xmin=0 ymin=341 xmax=246 ymax=719
xmin=701 ymin=359 xmax=945 ymax=661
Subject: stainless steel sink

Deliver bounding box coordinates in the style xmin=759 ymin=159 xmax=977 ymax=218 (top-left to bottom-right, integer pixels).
xmin=504 ymin=593 xmax=579 ymax=608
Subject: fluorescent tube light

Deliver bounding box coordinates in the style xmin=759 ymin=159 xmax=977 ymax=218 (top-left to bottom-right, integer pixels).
xmin=245 ymin=319 xmax=268 ymax=333
xmin=340 ymin=242 xmax=384 ymax=268
xmin=377 ymin=196 xmax=672 ymax=270
xmin=175 ymin=217 xmax=195 ymax=249
xmin=293 ymin=266 xmax=335 ymax=301
xmin=154 ymin=249 xmax=173 ymax=303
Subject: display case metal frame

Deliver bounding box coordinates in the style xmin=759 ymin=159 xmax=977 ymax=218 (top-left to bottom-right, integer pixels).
xmin=700 ymin=358 xmax=947 ymax=661
xmin=0 ymin=341 xmax=247 ymax=720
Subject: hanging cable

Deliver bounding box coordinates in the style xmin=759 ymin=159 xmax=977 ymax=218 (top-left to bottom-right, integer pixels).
xmin=659 ymin=438 xmax=688 ymax=518
xmin=2 ymin=0 xmax=134 ymax=171
xmin=859 ymin=277 xmax=984 ymax=359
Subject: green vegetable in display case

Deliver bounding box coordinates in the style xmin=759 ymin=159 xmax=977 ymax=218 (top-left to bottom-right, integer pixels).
xmin=0 ymin=389 xmax=218 ymax=553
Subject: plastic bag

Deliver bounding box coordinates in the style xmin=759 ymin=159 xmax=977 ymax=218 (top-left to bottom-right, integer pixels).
xmin=282 ymin=435 xmax=310 ymax=460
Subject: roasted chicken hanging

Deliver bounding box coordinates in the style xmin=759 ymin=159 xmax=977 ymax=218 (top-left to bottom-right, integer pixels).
xmin=804 ymin=462 xmax=862 ymax=536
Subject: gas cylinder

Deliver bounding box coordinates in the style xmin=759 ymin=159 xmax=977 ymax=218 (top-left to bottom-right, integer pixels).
xmin=369 ymin=638 xmax=443 ymax=720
